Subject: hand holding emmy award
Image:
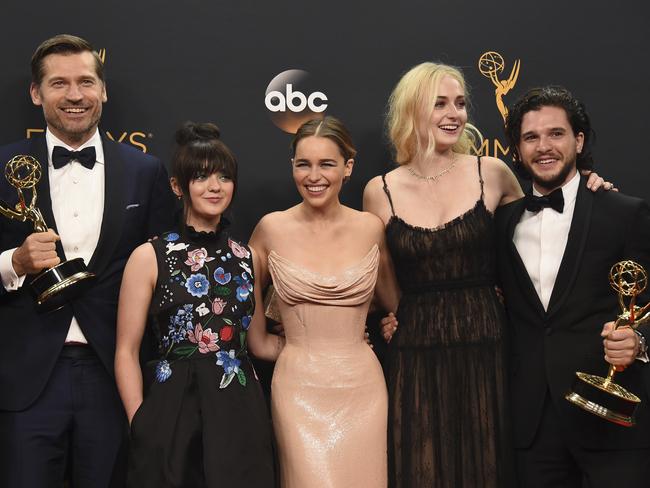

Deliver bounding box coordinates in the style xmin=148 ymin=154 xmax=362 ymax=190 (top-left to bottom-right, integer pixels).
xmin=0 ymin=154 xmax=95 ymax=311
xmin=12 ymin=228 xmax=61 ymax=276
xmin=565 ymin=260 xmax=650 ymax=426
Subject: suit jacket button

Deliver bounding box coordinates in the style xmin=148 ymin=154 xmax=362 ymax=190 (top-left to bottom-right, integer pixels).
xmin=545 ymin=326 xmax=553 ymax=336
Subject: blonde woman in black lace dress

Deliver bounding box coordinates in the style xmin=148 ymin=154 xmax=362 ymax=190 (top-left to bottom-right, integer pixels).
xmin=364 ymin=62 xmax=606 ymax=487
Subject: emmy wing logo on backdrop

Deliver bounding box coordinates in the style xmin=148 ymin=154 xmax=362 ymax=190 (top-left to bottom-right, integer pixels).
xmin=26 ymin=48 xmax=152 ymax=153
xmin=265 ymin=69 xmax=328 ymax=134
xmin=472 ymin=51 xmax=522 ymax=158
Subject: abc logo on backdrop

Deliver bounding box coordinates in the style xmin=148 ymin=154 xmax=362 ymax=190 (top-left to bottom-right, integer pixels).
xmin=265 ymin=69 xmax=328 ymax=133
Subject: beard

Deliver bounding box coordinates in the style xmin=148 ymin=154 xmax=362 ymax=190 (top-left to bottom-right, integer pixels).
xmin=532 ymin=160 xmax=576 ymax=192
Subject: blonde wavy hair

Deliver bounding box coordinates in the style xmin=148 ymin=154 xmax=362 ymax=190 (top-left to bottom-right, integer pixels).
xmin=387 ymin=62 xmax=481 ymax=164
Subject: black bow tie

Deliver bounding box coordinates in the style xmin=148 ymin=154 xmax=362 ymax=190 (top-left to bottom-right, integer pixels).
xmin=524 ymin=187 xmax=564 ymax=213
xmin=51 ymin=146 xmax=96 ymax=170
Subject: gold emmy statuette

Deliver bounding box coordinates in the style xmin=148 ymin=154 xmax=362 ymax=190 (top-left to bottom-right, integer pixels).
xmin=565 ymin=260 xmax=650 ymax=426
xmin=0 ymin=155 xmax=95 ymax=311
xmin=478 ymin=51 xmax=520 ymax=123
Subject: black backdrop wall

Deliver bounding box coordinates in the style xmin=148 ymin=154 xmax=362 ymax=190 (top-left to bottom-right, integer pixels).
xmin=2 ymin=0 xmax=648 ymax=240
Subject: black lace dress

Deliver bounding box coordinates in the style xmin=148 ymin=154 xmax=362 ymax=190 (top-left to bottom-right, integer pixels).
xmin=383 ymin=157 xmax=514 ymax=488
xmin=127 ymin=223 xmax=274 ymax=488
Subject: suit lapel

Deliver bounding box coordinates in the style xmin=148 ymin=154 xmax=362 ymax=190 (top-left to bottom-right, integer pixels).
xmin=507 ymin=198 xmax=547 ymax=316
xmin=546 ymin=177 xmax=593 ymax=317
xmin=87 ymin=134 xmax=126 ymax=274
xmin=29 ymin=136 xmax=66 ymax=259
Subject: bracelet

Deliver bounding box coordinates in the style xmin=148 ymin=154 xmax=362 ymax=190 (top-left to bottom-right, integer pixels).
xmin=634 ymin=329 xmax=648 ymax=358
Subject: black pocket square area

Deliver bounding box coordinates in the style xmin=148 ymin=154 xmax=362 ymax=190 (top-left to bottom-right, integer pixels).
xmin=125 ymin=203 xmax=140 ymax=210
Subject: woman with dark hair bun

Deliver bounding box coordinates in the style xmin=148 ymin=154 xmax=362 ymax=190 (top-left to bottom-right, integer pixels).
xmin=247 ymin=116 xmax=400 ymax=487
xmin=115 ymin=122 xmax=274 ymax=487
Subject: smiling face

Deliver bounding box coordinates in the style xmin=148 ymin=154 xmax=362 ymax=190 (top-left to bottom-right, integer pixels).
xmin=173 ymin=171 xmax=234 ymax=229
xmin=292 ymin=135 xmax=353 ymax=208
xmin=30 ymin=51 xmax=107 ymax=148
xmin=418 ymin=75 xmax=468 ymax=151
xmin=517 ymin=105 xmax=584 ymax=193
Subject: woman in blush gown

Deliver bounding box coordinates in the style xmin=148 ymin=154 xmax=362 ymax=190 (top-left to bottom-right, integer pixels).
xmin=247 ymin=116 xmax=399 ymax=488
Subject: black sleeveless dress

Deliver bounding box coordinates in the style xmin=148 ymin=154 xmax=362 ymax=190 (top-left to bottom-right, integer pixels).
xmin=383 ymin=158 xmax=514 ymax=487
xmin=127 ymin=224 xmax=274 ymax=488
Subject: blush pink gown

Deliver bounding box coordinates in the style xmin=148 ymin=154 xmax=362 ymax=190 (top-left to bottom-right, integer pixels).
xmin=268 ymin=245 xmax=387 ymax=488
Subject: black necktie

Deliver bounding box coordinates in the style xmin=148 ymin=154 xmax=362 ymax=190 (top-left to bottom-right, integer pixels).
xmin=51 ymin=146 xmax=96 ymax=170
xmin=524 ymin=187 xmax=564 ymax=213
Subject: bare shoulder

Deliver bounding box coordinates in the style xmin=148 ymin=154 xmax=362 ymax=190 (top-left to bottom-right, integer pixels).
xmin=253 ymin=210 xmax=289 ymax=236
xmin=345 ymin=207 xmax=385 ymax=240
xmin=479 ymin=155 xmax=523 ymax=206
xmin=124 ymin=242 xmax=156 ymax=283
xmin=480 ymin=156 xmax=511 ymax=175
xmin=129 ymin=241 xmax=156 ymax=264
xmin=365 ymin=167 xmax=402 ymax=190
xmin=363 ymin=174 xmax=384 ymax=197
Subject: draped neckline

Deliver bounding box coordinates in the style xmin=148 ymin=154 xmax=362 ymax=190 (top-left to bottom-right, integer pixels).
xmin=268 ymin=244 xmax=379 ymax=283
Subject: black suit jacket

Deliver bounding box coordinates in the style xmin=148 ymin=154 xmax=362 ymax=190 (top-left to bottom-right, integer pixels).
xmin=496 ymin=176 xmax=650 ymax=449
xmin=0 ymin=133 xmax=175 ymax=411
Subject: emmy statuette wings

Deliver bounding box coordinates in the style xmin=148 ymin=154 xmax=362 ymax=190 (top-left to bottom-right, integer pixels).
xmin=0 ymin=155 xmax=95 ymax=311
xmin=565 ymin=260 xmax=650 ymax=427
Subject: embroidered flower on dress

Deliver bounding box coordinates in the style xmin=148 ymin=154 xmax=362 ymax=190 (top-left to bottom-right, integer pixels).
xmin=212 ymin=298 xmax=227 ymax=315
xmin=187 ymin=324 xmax=219 ymax=353
xmin=234 ymin=272 xmax=253 ymax=302
xmin=220 ymin=325 xmax=234 ymax=342
xmin=155 ymin=360 xmax=172 ymax=382
xmin=185 ymin=273 xmax=209 ymax=297
xmin=241 ymin=315 xmax=252 ymax=330
xmin=216 ymin=349 xmax=241 ymax=375
xmin=214 ymin=267 xmax=232 ymax=285
xmin=228 ymin=238 xmax=250 ymax=259
xmin=184 ymin=247 xmax=215 ymax=272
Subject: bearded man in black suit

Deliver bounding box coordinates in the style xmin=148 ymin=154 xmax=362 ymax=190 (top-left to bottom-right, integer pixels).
xmin=496 ymin=85 xmax=650 ymax=487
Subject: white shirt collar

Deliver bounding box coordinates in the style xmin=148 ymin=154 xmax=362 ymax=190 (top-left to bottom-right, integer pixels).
xmin=532 ymin=169 xmax=580 ymax=206
xmin=45 ymin=128 xmax=104 ymax=167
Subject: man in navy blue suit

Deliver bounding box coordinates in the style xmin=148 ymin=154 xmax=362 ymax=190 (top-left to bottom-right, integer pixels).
xmin=0 ymin=34 xmax=175 ymax=487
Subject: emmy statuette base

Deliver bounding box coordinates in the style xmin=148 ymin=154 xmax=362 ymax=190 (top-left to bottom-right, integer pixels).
xmin=566 ymin=372 xmax=641 ymax=427
xmin=30 ymin=257 xmax=96 ymax=312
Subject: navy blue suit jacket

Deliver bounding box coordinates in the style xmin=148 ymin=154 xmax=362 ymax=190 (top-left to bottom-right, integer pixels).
xmin=0 ymin=133 xmax=175 ymax=411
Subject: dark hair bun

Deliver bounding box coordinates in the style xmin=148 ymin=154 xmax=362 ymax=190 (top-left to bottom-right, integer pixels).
xmin=175 ymin=121 xmax=221 ymax=145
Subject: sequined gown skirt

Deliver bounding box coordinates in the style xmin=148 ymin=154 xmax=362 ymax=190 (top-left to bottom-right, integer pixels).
xmin=268 ymin=246 xmax=387 ymax=488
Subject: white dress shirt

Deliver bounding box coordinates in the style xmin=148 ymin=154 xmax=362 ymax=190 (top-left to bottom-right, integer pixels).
xmin=0 ymin=128 xmax=105 ymax=343
xmin=513 ymin=171 xmax=580 ymax=311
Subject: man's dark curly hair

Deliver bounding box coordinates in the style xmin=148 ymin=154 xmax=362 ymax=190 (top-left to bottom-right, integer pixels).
xmin=504 ymin=85 xmax=594 ymax=174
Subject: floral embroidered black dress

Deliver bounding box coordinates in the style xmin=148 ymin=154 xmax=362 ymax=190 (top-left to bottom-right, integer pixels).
xmin=127 ymin=224 xmax=274 ymax=488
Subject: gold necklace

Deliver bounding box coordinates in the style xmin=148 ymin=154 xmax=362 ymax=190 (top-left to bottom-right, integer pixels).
xmin=406 ymin=155 xmax=457 ymax=182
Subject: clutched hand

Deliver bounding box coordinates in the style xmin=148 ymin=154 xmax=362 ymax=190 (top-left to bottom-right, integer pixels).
xmin=601 ymin=321 xmax=639 ymax=370
xmin=12 ymin=228 xmax=60 ymax=276
xmin=381 ymin=312 xmax=399 ymax=343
